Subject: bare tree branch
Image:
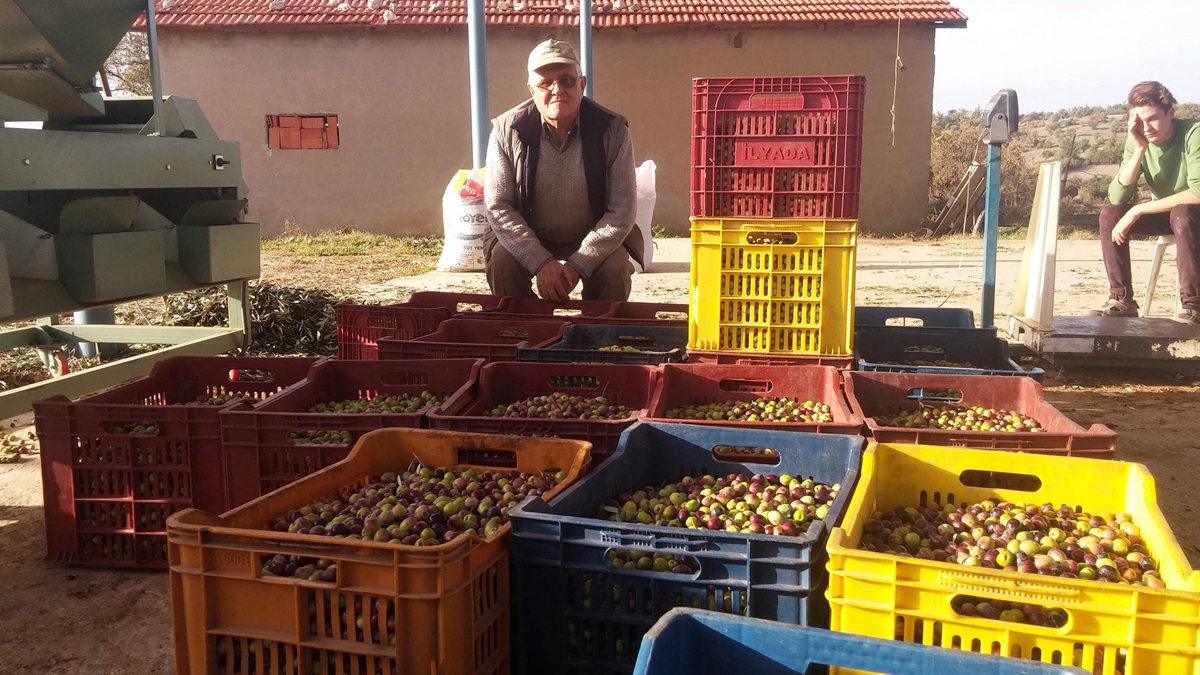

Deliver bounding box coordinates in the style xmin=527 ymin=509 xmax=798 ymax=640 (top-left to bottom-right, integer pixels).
xmin=102 ymin=32 xmax=151 ymax=96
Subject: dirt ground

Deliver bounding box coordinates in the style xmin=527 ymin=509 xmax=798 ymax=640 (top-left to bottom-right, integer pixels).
xmin=3 ymin=234 xmax=1199 ymax=674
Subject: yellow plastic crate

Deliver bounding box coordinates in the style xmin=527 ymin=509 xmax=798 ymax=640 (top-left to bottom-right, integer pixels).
xmin=688 ymin=218 xmax=856 ymax=355
xmin=826 ymin=442 xmax=1200 ymax=675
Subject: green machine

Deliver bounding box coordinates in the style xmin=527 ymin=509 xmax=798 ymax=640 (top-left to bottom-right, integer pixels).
xmin=0 ymin=0 xmax=258 ymax=417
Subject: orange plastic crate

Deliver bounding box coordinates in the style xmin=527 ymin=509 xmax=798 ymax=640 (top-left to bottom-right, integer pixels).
xmin=169 ymin=428 xmax=592 ymax=675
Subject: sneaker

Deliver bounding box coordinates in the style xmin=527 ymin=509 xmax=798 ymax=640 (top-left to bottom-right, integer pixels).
xmin=1088 ymin=298 xmax=1139 ymax=317
xmin=1176 ymin=305 xmax=1200 ymax=326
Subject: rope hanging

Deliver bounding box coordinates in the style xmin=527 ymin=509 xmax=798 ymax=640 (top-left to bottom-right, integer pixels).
xmin=890 ymin=0 xmax=906 ymax=146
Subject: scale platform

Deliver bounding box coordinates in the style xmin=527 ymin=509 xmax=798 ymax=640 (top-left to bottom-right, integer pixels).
xmin=1009 ymin=315 xmax=1200 ymax=369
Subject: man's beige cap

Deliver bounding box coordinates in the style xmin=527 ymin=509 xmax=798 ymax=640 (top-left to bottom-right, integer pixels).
xmin=528 ymin=39 xmax=580 ymax=72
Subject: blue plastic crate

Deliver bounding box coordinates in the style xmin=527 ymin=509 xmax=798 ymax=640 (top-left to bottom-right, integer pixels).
xmin=855 ymin=306 xmax=976 ymax=329
xmin=518 ymin=325 xmax=688 ymax=365
xmin=508 ymin=421 xmax=864 ymax=675
xmin=855 ymin=327 xmax=1045 ymax=381
xmin=633 ymin=609 xmax=1089 ymax=675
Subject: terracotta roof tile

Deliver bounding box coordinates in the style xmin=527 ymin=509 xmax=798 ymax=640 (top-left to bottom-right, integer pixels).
xmin=138 ymin=0 xmax=966 ymax=29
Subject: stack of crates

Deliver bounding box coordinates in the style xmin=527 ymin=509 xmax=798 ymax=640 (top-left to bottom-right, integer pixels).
xmin=688 ymin=76 xmax=865 ymax=364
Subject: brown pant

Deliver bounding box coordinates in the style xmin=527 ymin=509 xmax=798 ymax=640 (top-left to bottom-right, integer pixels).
xmin=1099 ymin=203 xmax=1200 ymax=306
xmin=484 ymin=236 xmax=633 ymax=301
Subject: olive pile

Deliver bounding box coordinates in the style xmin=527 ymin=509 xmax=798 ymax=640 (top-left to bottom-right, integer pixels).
xmin=860 ymin=499 xmax=1163 ymax=588
xmin=666 ymin=397 xmax=832 ymax=423
xmin=310 ymin=392 xmax=441 ymax=414
xmin=488 ymin=392 xmax=632 ymax=420
xmin=875 ymin=405 xmax=1044 ymax=432
xmin=263 ymin=464 xmax=568 ymax=579
xmin=597 ymin=472 xmax=839 ymax=538
xmin=0 ymin=431 xmax=36 ymax=464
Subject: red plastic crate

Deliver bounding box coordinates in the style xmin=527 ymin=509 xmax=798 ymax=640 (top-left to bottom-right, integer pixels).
xmin=336 ymin=292 xmax=509 ymax=360
xmin=691 ymin=76 xmax=866 ymax=219
xmin=169 ymin=427 xmax=593 ymax=675
xmin=33 ymin=356 xmax=319 ymax=568
xmin=220 ymin=358 xmax=484 ymax=505
xmin=842 ymin=371 xmax=1117 ymax=458
xmin=377 ymin=318 xmax=568 ymax=362
xmin=646 ymin=364 xmax=864 ymax=435
xmin=687 ymin=349 xmax=855 ymax=368
xmin=427 ymin=362 xmax=659 ymax=459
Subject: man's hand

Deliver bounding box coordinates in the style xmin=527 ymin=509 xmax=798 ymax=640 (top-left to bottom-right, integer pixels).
xmin=1111 ymin=205 xmax=1143 ymax=245
xmin=1128 ymin=113 xmax=1149 ymax=151
xmin=535 ymin=261 xmax=579 ymax=302
xmin=561 ymin=264 xmax=581 ymax=297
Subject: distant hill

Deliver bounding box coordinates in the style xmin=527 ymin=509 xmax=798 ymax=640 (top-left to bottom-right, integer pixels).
xmin=929 ymin=102 xmax=1200 ymax=227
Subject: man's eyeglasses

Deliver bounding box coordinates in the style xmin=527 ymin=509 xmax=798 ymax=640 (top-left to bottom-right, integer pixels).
xmin=532 ymin=75 xmax=579 ymax=92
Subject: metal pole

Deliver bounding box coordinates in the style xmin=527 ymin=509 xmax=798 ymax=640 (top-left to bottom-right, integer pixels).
xmin=145 ymin=0 xmax=165 ymax=137
xmin=981 ymin=142 xmax=1002 ymax=328
xmin=73 ymin=306 xmax=116 ymax=358
xmin=467 ymin=0 xmax=489 ymax=168
xmin=579 ymin=0 xmax=593 ymax=98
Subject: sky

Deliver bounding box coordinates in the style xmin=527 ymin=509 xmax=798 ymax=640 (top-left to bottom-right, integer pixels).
xmin=933 ymin=0 xmax=1200 ymax=113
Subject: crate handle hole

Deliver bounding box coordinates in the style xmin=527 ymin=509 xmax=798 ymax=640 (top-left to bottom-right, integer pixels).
xmin=380 ymin=371 xmax=431 ymax=386
xmin=456 ymin=448 xmax=518 ymax=468
xmin=548 ymin=374 xmax=600 ymax=389
xmin=603 ymin=547 xmax=700 ymax=577
xmin=229 ymin=368 xmax=276 ymax=384
xmin=745 ymin=231 xmax=798 ymax=245
xmin=655 ymin=311 xmax=687 ymax=321
xmin=902 ymin=346 xmax=946 ymax=357
xmin=951 ymin=594 xmax=1068 ymax=630
xmin=718 ymin=378 xmax=772 ymax=394
xmin=711 ymin=445 xmax=780 ymax=465
xmin=102 ymin=421 xmax=160 ymax=435
xmin=958 ymin=469 xmax=1042 ymax=492
xmin=496 ymin=329 xmax=530 ymax=339
xmin=951 ymin=438 xmax=1030 ymax=450
xmin=884 ymin=317 xmax=925 ymax=327
xmin=287 ymin=429 xmax=352 ymax=446
xmin=907 ymin=387 xmax=963 ymax=402
xmin=553 ymin=309 xmax=583 ymax=317
xmin=456 ymin=302 xmax=485 ymax=313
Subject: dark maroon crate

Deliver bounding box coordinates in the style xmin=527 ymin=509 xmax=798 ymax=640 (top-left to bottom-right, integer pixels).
xmin=426 ymin=361 xmax=659 ymax=460
xmin=842 ymin=371 xmax=1116 ymax=458
xmin=646 ymin=363 xmax=863 ymax=435
xmin=336 ymin=292 xmax=508 ymax=359
xmin=34 ymin=355 xmax=318 ymax=569
xmin=220 ymin=358 xmax=483 ymax=503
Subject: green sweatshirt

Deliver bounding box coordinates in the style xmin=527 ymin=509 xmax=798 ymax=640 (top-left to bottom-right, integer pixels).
xmin=1109 ymin=119 xmax=1200 ymax=204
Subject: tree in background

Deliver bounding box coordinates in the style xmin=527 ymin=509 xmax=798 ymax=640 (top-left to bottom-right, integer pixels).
xmin=928 ymin=109 xmax=1037 ymax=227
xmin=102 ymin=32 xmax=151 ymax=96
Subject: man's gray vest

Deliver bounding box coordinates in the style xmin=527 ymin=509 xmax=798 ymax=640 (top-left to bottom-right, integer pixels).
xmin=505 ymin=97 xmax=644 ymax=268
